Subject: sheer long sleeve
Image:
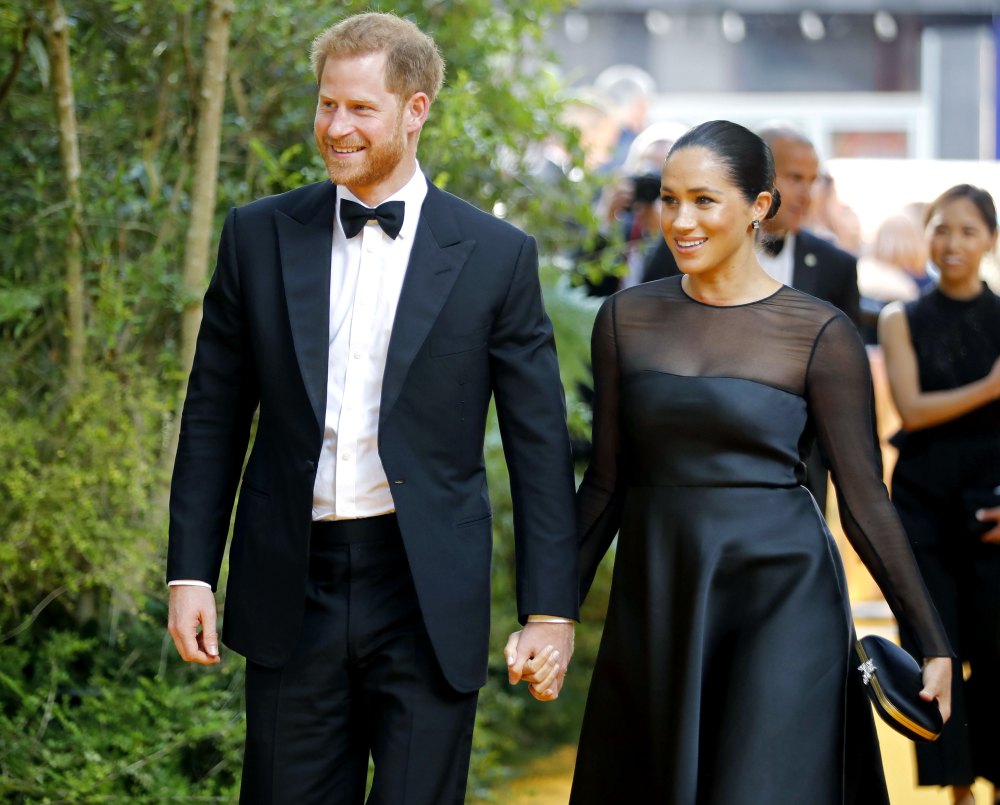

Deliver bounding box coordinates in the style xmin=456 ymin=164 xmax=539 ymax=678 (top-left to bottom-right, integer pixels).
xmin=806 ymin=313 xmax=953 ymax=658
xmin=577 ymin=296 xmax=626 ymax=601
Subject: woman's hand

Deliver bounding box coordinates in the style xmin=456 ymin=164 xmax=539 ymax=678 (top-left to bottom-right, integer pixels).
xmin=919 ymin=656 xmax=953 ymax=723
xmin=523 ymin=645 xmax=563 ymax=700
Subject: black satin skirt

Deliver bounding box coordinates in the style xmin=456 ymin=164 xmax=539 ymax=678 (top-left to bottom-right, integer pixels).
xmin=570 ymin=485 xmax=888 ymax=805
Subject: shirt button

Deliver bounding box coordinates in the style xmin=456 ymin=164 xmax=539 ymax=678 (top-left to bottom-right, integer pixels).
xmin=342 ymin=453 xmax=352 ymax=461
xmin=353 ymin=351 xmax=362 ymax=359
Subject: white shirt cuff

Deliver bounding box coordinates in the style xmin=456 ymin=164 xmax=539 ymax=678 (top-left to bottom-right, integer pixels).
xmin=168 ymin=579 xmax=212 ymax=588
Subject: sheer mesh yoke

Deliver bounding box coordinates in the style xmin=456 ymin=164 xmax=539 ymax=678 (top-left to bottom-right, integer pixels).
xmin=578 ymin=276 xmax=951 ymax=658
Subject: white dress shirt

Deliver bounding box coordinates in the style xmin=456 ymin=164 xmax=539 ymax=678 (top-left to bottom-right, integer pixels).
xmin=757 ymin=231 xmax=795 ymax=287
xmin=312 ymin=167 xmax=427 ymax=519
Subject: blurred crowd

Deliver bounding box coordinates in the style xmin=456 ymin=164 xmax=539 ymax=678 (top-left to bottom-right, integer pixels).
xmin=554 ymin=67 xmax=999 ymax=342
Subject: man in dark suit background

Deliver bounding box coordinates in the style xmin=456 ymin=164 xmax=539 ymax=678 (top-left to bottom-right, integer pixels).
xmin=757 ymin=125 xmax=861 ymax=515
xmin=755 ymin=125 xmax=860 ymax=327
xmin=166 ymin=13 xmax=578 ymax=804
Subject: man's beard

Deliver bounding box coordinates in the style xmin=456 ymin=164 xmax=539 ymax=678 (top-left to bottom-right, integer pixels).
xmin=319 ymin=114 xmax=407 ymax=190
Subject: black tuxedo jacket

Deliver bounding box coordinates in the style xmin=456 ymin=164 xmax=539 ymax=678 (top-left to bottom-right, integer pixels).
xmin=167 ymin=179 xmax=579 ymax=692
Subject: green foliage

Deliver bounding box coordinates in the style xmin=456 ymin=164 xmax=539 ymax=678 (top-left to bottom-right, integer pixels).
xmin=0 ymin=366 xmax=169 ymax=634
xmin=542 ymin=265 xmax=603 ymax=439
xmin=0 ymin=615 xmax=245 ymax=802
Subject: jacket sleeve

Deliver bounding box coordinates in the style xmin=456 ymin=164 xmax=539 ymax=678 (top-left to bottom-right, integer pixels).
xmin=166 ymin=207 xmax=260 ymax=588
xmin=835 ymin=249 xmax=862 ymax=330
xmin=489 ymin=233 xmax=580 ymax=622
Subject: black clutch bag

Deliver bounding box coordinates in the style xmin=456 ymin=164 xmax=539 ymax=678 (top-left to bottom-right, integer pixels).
xmin=854 ymin=635 xmax=943 ymax=742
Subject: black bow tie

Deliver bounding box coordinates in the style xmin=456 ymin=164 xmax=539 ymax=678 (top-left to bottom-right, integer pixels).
xmin=339 ymin=199 xmax=405 ymax=240
xmin=761 ymin=236 xmax=785 ymax=257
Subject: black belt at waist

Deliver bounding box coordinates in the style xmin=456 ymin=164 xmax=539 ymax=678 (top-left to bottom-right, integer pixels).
xmin=311 ymin=514 xmax=400 ymax=545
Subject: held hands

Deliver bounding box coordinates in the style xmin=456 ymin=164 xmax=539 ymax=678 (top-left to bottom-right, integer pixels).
xmin=504 ymin=622 xmax=574 ymax=702
xmin=167 ymin=585 xmax=221 ymax=665
xmin=976 ymin=506 xmax=1000 ymax=543
xmin=919 ymin=656 xmax=952 ymax=723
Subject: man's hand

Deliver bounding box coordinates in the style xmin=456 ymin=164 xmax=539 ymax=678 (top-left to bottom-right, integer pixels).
xmin=977 ymin=506 xmax=1000 ymax=543
xmin=504 ymin=622 xmax=574 ymax=702
xmin=167 ymin=585 xmax=221 ymax=665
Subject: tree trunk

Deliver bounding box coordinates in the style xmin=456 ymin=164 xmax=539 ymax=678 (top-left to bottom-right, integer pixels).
xmin=44 ymin=0 xmax=85 ymax=395
xmin=161 ymin=0 xmax=236 ymax=486
xmin=0 ymin=21 xmax=34 ymax=113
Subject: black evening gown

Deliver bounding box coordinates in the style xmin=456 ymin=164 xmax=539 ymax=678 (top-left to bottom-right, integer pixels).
xmin=891 ymin=284 xmax=1000 ymax=787
xmin=571 ymin=277 xmax=952 ymax=805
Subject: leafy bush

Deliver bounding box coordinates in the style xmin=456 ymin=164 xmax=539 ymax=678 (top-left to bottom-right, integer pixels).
xmin=0 ymin=612 xmax=245 ymax=802
xmin=0 ymin=366 xmax=169 ymax=634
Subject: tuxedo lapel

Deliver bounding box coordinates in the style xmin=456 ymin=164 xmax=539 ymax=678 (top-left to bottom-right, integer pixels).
xmin=381 ymin=185 xmax=475 ymax=421
xmin=275 ymin=182 xmax=336 ymax=431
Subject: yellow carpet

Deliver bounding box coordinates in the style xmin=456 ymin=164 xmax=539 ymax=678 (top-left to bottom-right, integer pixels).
xmin=484 ymin=735 xmax=992 ymax=805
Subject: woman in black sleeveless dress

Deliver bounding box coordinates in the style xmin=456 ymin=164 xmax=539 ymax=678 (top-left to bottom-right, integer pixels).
xmin=561 ymin=121 xmax=953 ymax=804
xmin=879 ymin=185 xmax=1000 ymax=805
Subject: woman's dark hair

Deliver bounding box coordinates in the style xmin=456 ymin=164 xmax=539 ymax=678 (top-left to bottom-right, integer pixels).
xmin=666 ymin=120 xmax=782 ymax=220
xmin=925 ymin=184 xmax=997 ymax=236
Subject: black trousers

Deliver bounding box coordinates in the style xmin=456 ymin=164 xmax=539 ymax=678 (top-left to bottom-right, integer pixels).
xmin=240 ymin=515 xmax=479 ymax=804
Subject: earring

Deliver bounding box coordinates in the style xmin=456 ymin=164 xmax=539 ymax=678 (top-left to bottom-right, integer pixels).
xmin=751 ymin=219 xmax=760 ymax=230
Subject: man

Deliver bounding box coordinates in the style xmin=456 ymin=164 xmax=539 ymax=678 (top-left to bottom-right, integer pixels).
xmin=166 ymin=13 xmax=578 ymax=804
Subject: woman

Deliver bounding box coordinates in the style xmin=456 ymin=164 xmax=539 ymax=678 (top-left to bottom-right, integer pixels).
xmin=879 ymin=185 xmax=1000 ymax=805
xmin=564 ymin=121 xmax=952 ymax=803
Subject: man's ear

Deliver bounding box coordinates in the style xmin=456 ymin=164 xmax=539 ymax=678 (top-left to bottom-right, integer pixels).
xmin=404 ymin=92 xmax=430 ymax=134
